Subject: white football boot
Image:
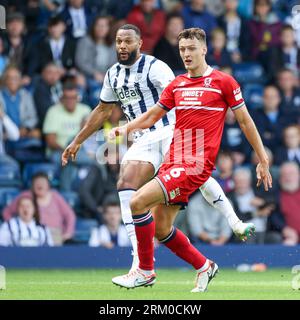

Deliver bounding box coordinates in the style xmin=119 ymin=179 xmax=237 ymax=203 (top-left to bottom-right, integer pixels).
xmin=112 ymin=268 xmax=156 ymax=289
xmin=191 ymin=261 xmax=219 ymax=293
xmin=233 ymin=221 xmax=256 ymax=241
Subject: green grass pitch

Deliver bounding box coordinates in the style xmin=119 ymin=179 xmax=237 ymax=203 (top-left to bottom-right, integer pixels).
xmin=0 ymin=268 xmax=299 ymax=300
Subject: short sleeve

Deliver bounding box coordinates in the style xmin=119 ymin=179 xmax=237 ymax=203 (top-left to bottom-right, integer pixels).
xmin=157 ymin=80 xmax=176 ymax=111
xmin=100 ymin=70 xmax=118 ymax=104
xmin=222 ymin=75 xmax=245 ymax=110
xmin=148 ymin=60 xmax=175 ymax=90
xmin=43 ymin=107 xmax=58 ymax=134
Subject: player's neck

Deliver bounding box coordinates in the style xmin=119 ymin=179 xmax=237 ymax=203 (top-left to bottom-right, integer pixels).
xmin=188 ymin=62 xmax=208 ymax=78
xmin=130 ymin=53 xmax=142 ymax=66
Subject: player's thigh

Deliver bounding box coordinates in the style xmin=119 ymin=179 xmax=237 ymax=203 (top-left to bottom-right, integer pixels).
xmin=152 ymin=204 xmax=181 ymax=240
xmin=117 ymin=160 xmax=155 ymax=190
xmin=130 ymin=179 xmax=166 ymax=214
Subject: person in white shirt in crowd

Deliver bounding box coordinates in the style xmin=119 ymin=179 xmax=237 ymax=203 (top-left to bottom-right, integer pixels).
xmin=0 ymin=104 xmax=20 ymax=168
xmin=187 ymin=190 xmax=232 ymax=245
xmin=89 ymin=194 xmax=131 ymax=248
xmin=0 ymin=196 xmax=53 ymax=247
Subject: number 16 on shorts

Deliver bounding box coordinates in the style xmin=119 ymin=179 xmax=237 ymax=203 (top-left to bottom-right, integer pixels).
xmin=0 ymin=265 xmax=6 ymax=290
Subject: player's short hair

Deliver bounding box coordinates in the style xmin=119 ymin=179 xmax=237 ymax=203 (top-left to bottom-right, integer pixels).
xmin=178 ymin=28 xmax=206 ymax=44
xmin=117 ymin=24 xmax=141 ymax=38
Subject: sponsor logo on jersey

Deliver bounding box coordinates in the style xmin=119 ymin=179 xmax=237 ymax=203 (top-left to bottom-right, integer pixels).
xmin=233 ymin=87 xmax=243 ymax=101
xmin=116 ymin=88 xmax=141 ymax=105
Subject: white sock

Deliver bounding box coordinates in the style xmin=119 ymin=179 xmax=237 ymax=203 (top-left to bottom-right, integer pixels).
xmin=200 ymin=177 xmax=240 ymax=230
xmin=197 ymin=259 xmax=210 ymax=273
xmin=118 ymin=189 xmax=138 ymax=255
xmin=139 ymin=269 xmax=155 ymax=275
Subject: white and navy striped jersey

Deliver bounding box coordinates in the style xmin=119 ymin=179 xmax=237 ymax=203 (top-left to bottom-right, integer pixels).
xmin=0 ymin=217 xmax=53 ymax=247
xmin=100 ymin=54 xmax=175 ymax=131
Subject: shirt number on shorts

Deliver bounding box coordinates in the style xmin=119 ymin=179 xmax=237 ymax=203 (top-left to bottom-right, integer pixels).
xmin=163 ymin=167 xmax=185 ymax=181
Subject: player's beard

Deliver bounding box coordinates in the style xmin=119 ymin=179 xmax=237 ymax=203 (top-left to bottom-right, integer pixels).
xmin=117 ymin=49 xmax=138 ymax=66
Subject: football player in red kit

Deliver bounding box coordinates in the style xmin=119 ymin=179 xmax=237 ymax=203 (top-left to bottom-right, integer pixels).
xmin=109 ymin=28 xmax=272 ymax=292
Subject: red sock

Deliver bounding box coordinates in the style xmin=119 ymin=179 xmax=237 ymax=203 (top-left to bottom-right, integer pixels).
xmin=133 ymin=211 xmax=155 ymax=271
xmin=160 ymin=227 xmax=207 ymax=269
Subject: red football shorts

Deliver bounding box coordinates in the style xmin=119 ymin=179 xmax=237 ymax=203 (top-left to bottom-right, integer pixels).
xmin=155 ymin=162 xmax=213 ymax=206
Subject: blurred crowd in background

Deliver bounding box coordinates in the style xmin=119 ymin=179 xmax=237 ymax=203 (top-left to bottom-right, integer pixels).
xmin=0 ymin=0 xmax=300 ymax=247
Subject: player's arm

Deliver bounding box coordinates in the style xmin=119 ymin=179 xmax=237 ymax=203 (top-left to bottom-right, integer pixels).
xmin=233 ymin=105 xmax=272 ymax=191
xmin=61 ymin=102 xmax=116 ymax=166
xmin=109 ymin=104 xmax=167 ymax=139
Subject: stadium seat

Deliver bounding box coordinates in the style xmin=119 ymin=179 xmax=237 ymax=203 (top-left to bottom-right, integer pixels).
xmin=73 ymin=218 xmax=98 ymax=244
xmin=23 ymin=163 xmax=60 ymax=188
xmin=242 ymin=83 xmax=264 ymax=109
xmin=60 ymin=191 xmax=81 ymax=213
xmin=0 ymin=164 xmax=22 ymax=188
xmin=233 ymin=63 xmax=266 ymax=84
xmin=0 ymin=187 xmax=20 ymax=218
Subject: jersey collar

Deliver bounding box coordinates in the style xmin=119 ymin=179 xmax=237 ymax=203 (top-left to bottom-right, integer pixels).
xmin=188 ymin=65 xmax=213 ymax=78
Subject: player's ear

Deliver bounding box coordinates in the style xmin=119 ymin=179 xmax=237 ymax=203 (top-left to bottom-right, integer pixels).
xmin=139 ymin=38 xmax=143 ymax=49
xmin=202 ymin=45 xmax=207 ymax=56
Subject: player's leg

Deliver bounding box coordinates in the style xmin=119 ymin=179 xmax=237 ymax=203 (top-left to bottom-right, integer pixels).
xmin=199 ymin=177 xmax=255 ymax=241
xmin=112 ymin=178 xmax=164 ymax=288
xmin=117 ymin=160 xmax=155 ymax=270
xmin=153 ymin=204 xmax=218 ymax=292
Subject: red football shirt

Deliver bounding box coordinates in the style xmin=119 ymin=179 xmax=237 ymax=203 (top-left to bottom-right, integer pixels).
xmin=158 ymin=66 xmax=245 ymax=170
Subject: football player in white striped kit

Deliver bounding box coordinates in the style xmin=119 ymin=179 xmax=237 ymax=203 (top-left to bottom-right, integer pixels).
xmin=62 ymin=24 xmax=253 ymax=272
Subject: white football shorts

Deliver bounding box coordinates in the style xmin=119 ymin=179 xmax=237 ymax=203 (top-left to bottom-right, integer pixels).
xmin=121 ymin=125 xmax=174 ymax=173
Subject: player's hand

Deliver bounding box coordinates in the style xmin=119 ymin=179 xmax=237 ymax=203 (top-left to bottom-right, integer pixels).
xmin=256 ymin=162 xmax=272 ymax=191
xmin=61 ymin=141 xmax=81 ymax=166
xmin=108 ymin=125 xmax=127 ymax=140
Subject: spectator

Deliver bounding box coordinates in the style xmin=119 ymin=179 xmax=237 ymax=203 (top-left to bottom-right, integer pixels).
xmin=207 ymin=27 xmax=233 ymax=68
xmin=270 ymin=25 xmax=300 ymax=78
xmin=38 ymin=16 xmax=76 ymax=74
xmin=153 ymin=13 xmax=185 ymax=74
xmin=213 ymin=151 xmax=235 ymax=193
xmin=1 ymin=12 xmax=33 ymax=86
xmin=252 ymin=85 xmax=294 ymax=151
xmin=105 ymin=0 xmax=135 ymax=20
xmin=279 ymin=162 xmax=300 ymax=244
xmin=276 ymin=68 xmax=300 ymax=117
xmin=275 ymin=125 xmax=300 ymax=166
xmin=181 ymin=0 xmax=217 ymax=40
xmin=0 ymin=196 xmax=53 ymax=247
xmin=33 ymin=62 xmax=62 ymax=129
xmin=228 ymin=167 xmax=283 ymax=244
xmin=221 ymin=108 xmax=251 ymax=165
xmin=0 ymin=103 xmax=20 ymax=168
xmin=43 ymin=82 xmax=91 ymax=190
xmin=248 ymin=0 xmax=282 ymax=72
xmin=187 ymin=190 xmax=232 ymax=245
xmin=0 ymin=38 xmax=8 ymax=76
xmin=75 ymin=15 xmax=116 ymax=106
xmin=59 ymin=0 xmax=93 ymax=40
xmin=3 ymin=172 xmax=76 ymax=245
xmin=79 ymin=147 xmax=120 ymax=221
xmin=127 ymin=0 xmax=166 ymax=54
xmin=0 ymin=66 xmax=40 ymax=140
xmin=217 ymin=0 xmax=249 ymax=62
xmin=88 ymin=194 xmax=131 ymax=248
xmin=249 ymin=149 xmax=287 ymax=240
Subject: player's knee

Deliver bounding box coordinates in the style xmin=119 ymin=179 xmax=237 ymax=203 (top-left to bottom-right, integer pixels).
xmin=155 ymin=226 xmax=171 ymax=241
xmin=117 ymin=177 xmax=135 ymax=190
xmin=130 ymin=193 xmax=146 ymax=214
